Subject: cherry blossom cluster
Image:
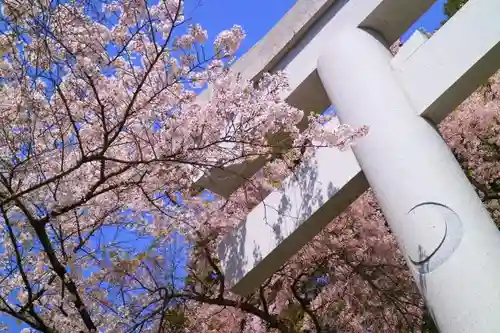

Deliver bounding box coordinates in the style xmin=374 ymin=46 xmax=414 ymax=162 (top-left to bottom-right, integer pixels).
xmin=0 ymin=0 xmax=367 ymax=331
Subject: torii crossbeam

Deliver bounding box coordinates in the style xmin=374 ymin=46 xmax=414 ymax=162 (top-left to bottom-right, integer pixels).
xmin=202 ymin=0 xmax=500 ymax=331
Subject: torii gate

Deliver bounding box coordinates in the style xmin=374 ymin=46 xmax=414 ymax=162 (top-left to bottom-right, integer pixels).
xmin=196 ymin=0 xmax=500 ymax=331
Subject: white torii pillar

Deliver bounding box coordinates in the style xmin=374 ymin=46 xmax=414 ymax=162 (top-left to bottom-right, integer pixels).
xmin=214 ymin=0 xmax=500 ymax=331
xmin=318 ymin=26 xmax=500 ymax=332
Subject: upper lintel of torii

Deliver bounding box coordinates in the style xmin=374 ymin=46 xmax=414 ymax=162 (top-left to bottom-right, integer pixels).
xmin=194 ymin=0 xmax=500 ymax=199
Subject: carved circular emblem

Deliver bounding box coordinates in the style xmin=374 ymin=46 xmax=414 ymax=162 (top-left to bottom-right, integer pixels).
xmin=406 ymin=202 xmax=463 ymax=274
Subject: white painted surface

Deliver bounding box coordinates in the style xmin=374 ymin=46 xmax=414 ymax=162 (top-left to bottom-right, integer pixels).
xmin=318 ymin=27 xmax=500 ymax=332
xmin=395 ymin=0 xmax=500 ymax=123
xmin=218 ymin=118 xmax=366 ymax=295
xmin=390 ymin=30 xmax=428 ymax=69
xmin=405 ymin=203 xmax=448 ymax=264
xmin=274 ymin=0 xmax=432 ymax=108
xmin=194 ymin=0 xmax=435 ymax=198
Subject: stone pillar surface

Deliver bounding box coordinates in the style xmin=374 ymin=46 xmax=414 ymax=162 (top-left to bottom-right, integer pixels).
xmin=317 ymin=27 xmax=500 ymax=332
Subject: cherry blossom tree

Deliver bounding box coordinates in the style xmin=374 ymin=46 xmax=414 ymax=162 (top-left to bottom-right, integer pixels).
xmin=0 ymin=0 xmax=368 ymax=332
xmin=440 ymin=70 xmax=500 ymax=225
xmin=0 ymin=0 xmax=497 ymax=332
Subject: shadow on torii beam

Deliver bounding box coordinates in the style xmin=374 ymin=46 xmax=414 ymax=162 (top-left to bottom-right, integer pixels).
xmin=193 ymin=0 xmax=437 ymax=198
xmin=219 ymin=0 xmax=500 ymax=294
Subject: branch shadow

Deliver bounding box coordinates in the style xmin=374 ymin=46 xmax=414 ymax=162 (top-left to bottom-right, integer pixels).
xmin=416 ymin=245 xmax=440 ymax=332
xmin=217 ymin=220 xmax=248 ymax=288
xmin=218 ymin=148 xmax=346 ymax=295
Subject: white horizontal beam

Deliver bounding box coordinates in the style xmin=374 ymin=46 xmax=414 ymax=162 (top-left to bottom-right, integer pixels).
xmin=274 ymin=0 xmax=434 ymax=112
xmin=195 ymin=0 xmax=435 ymax=198
xmin=218 ymin=119 xmax=366 ymax=295
xmin=193 ymin=0 xmax=337 ymax=197
xmin=394 ymin=0 xmax=500 ymax=124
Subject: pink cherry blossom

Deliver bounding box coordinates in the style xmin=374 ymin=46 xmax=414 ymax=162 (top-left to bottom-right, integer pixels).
xmin=0 ymin=0 xmax=495 ymax=331
xmin=0 ymin=0 xmax=367 ymax=331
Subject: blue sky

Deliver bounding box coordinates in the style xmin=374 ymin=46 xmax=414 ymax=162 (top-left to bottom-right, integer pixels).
xmin=1 ymin=0 xmax=448 ymax=331
xmin=186 ymin=0 xmax=447 ymax=58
